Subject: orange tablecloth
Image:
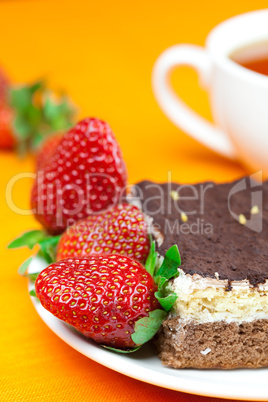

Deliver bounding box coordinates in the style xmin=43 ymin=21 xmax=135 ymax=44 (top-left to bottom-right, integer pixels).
xmin=1 ymin=0 xmax=266 ymax=400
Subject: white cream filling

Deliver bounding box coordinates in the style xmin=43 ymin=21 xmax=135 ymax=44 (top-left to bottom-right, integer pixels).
xmin=168 ymin=269 xmax=268 ymax=324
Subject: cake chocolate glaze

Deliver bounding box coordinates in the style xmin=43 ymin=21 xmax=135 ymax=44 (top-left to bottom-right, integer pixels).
xmin=134 ymin=179 xmax=268 ymax=286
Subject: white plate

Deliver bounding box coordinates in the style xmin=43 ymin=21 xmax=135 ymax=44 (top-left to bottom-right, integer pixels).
xmin=29 ymin=257 xmax=268 ymax=401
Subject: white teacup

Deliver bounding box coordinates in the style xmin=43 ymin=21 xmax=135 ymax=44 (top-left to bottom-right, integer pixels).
xmin=152 ymin=10 xmax=268 ymax=176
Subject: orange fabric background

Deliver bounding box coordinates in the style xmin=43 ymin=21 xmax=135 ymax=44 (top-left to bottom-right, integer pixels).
xmin=1 ymin=0 xmax=267 ymax=401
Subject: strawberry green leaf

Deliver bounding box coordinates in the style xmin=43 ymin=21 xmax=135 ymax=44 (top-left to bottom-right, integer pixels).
xmin=27 ymin=272 xmax=40 ymax=282
xmin=31 ymin=132 xmax=44 ymax=149
xmin=157 ymin=276 xmax=167 ymax=289
xmin=131 ymin=309 xmax=167 ymax=346
xmin=145 ymin=238 xmax=157 ymax=277
xmin=9 ymin=81 xmax=43 ymax=111
xmin=18 ymin=256 xmax=33 ymax=276
xmin=102 ymin=345 xmax=141 ymax=353
xmin=13 ymin=116 xmax=33 ymax=139
xmin=39 ymin=235 xmax=61 ymax=264
xmin=8 ymin=230 xmax=60 ymax=263
xmin=43 ymin=96 xmax=74 ymax=132
xmin=10 ymin=230 xmax=60 ymax=274
xmin=154 ymin=245 xmax=181 ymax=289
xmin=155 ymin=290 xmax=178 ymax=312
xmin=8 ymin=230 xmax=47 ymax=250
xmin=8 ymin=80 xmax=76 ymax=155
xmin=29 ymin=289 xmax=37 ymax=297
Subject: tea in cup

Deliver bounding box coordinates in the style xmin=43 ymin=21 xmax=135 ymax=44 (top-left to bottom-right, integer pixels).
xmin=152 ymin=10 xmax=268 ymax=176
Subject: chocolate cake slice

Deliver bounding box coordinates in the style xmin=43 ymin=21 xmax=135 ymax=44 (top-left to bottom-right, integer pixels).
xmin=132 ymin=178 xmax=268 ymax=369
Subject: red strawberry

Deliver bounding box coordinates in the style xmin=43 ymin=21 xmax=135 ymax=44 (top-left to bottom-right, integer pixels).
xmin=31 ymin=118 xmax=127 ymax=235
xmin=0 ymin=68 xmax=14 ymax=149
xmin=36 ymin=133 xmax=63 ymax=170
xmin=0 ymin=101 xmax=15 ymax=149
xmin=35 ymin=255 xmax=159 ymax=349
xmin=56 ymin=204 xmax=150 ymax=263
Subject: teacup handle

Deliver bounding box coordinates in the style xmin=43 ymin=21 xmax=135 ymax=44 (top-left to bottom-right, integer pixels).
xmin=152 ymin=45 xmax=236 ymax=159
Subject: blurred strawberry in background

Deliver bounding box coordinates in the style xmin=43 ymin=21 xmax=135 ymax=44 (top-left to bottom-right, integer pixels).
xmin=0 ymin=67 xmax=14 ymax=149
xmin=0 ymin=67 xmax=76 ymax=154
xmin=36 ymin=133 xmax=63 ymax=170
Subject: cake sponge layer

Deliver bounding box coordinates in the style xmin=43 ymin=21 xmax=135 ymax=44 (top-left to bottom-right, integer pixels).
xmin=169 ymin=270 xmax=268 ymax=323
xmin=156 ymin=317 xmax=268 ymax=369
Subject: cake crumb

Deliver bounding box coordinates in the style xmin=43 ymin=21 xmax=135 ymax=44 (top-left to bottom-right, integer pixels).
xmin=200 ymin=348 xmax=211 ymax=356
xmin=170 ymin=190 xmax=179 ymax=201
xmin=239 ymin=214 xmax=247 ymax=225
xmin=215 ymin=272 xmax=219 ymax=280
xmin=251 ymin=205 xmax=259 ymax=215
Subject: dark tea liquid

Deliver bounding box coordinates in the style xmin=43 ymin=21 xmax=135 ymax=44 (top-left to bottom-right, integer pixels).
xmin=239 ymin=57 xmax=268 ymax=76
xmin=230 ymin=41 xmax=268 ymax=76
